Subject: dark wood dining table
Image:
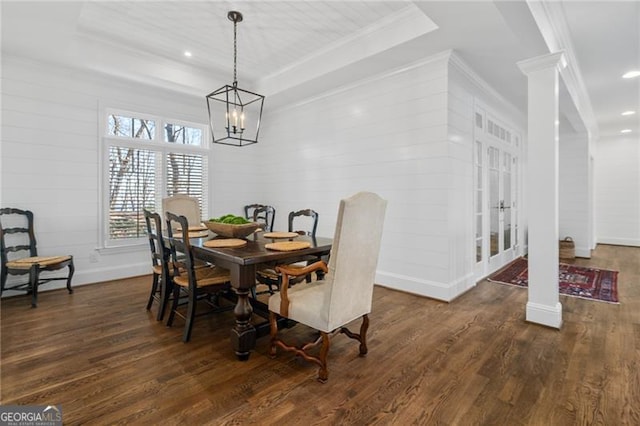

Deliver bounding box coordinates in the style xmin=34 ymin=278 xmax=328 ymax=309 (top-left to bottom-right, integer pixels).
xmin=190 ymin=232 xmax=332 ymax=360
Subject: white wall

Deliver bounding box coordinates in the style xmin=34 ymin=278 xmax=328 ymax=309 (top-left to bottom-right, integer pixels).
xmin=0 ymin=51 xmax=532 ymax=302
xmin=1 ymin=55 xmax=208 ymax=292
xmin=236 ymin=53 xmax=456 ymax=300
xmin=445 ymin=62 xmax=475 ymax=297
xmin=2 ymin=52 xmax=468 ymax=301
xmin=559 ymin=131 xmax=592 ymax=257
xmin=214 ymin=51 xmax=525 ymax=302
xmin=595 ymin=135 xmax=640 ymax=247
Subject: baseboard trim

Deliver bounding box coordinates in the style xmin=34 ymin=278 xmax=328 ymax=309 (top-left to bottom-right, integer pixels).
xmin=574 ymin=246 xmax=592 ymax=258
xmin=375 ymin=270 xmax=475 ymax=302
xmin=1 ymin=262 xmax=150 ymax=298
xmin=596 ymin=237 xmax=640 ymax=247
xmin=526 ymin=301 xmax=563 ymax=329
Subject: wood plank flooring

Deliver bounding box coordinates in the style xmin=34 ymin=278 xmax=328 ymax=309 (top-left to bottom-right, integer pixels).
xmin=1 ymin=244 xmax=638 ymax=425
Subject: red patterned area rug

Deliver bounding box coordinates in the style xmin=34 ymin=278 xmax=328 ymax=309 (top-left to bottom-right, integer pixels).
xmin=488 ymin=257 xmax=619 ymax=303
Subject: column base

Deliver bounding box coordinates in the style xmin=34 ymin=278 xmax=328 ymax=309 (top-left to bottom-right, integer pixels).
xmin=526 ymin=301 xmax=563 ymax=329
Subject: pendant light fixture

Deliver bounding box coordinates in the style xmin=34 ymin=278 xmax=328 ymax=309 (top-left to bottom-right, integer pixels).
xmin=206 ymin=11 xmax=265 ymax=147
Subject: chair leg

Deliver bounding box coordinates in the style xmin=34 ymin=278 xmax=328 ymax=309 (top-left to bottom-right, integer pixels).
xmin=66 ymin=258 xmax=74 ymax=294
xmin=29 ymin=264 xmax=39 ymax=308
xmin=147 ymin=273 xmax=159 ymax=311
xmin=317 ymin=332 xmax=330 ymax=383
xmin=269 ymin=311 xmax=331 ymax=383
xmin=166 ymin=284 xmax=181 ymax=327
xmin=268 ymin=275 xmax=281 ymax=294
xmin=0 ymin=267 xmax=7 ymax=295
xmin=340 ymin=314 xmax=369 ymax=356
xmin=157 ymin=277 xmax=172 ymax=322
xmin=269 ymin=312 xmax=279 ymax=358
xmin=359 ymin=314 xmax=369 ymax=356
xmin=182 ymin=289 xmax=197 ymax=343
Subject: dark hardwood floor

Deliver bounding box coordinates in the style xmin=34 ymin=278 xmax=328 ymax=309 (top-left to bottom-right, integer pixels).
xmin=1 ymin=244 xmax=638 ymax=425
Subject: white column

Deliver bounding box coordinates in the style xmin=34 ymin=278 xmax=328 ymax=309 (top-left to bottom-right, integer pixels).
xmin=517 ymin=52 xmax=566 ymax=329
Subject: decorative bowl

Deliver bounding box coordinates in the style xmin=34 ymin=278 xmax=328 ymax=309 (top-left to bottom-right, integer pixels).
xmin=204 ymin=221 xmax=261 ymax=238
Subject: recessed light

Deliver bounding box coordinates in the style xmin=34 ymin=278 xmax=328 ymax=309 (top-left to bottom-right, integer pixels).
xmin=620 ymin=129 xmax=632 ymax=134
xmin=184 ymin=51 xmax=193 ymax=57
xmin=622 ymin=70 xmax=640 ymax=79
xmin=622 ymin=110 xmax=636 ymax=116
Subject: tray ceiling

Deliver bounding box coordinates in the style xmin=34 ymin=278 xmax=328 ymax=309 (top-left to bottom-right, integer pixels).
xmin=1 ymin=1 xmax=638 ymax=138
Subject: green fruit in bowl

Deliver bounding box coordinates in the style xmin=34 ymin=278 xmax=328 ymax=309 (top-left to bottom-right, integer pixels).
xmin=209 ymin=214 xmax=250 ymax=224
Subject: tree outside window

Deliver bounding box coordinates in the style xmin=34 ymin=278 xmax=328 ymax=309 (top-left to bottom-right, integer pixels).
xmin=104 ymin=112 xmax=208 ymax=246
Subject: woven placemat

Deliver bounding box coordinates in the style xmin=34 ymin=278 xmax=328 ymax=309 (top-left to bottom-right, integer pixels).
xmin=263 ymin=231 xmax=299 ymax=239
xmin=188 ymin=231 xmax=209 ymax=238
xmin=265 ymin=241 xmax=311 ymax=251
xmin=204 ymin=238 xmax=248 ymax=248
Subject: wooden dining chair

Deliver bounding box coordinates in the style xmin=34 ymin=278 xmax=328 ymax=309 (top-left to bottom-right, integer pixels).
xmin=244 ymin=204 xmax=264 ymax=221
xmin=143 ymin=209 xmax=172 ymax=321
xmin=0 ymin=208 xmax=74 ymax=307
xmin=268 ymin=192 xmax=387 ymax=382
xmin=255 ymin=209 xmax=320 ymax=295
xmin=165 ymin=212 xmax=233 ymax=342
xmin=249 ymin=204 xmax=275 ymax=232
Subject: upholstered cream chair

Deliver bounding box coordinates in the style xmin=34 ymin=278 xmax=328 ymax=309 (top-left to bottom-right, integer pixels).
xmin=162 ymin=195 xmax=202 ymax=229
xmin=268 ymin=192 xmax=387 ymax=382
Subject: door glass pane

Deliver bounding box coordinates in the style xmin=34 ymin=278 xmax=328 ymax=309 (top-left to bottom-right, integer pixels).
xmin=513 ymin=157 xmax=519 ymax=248
xmin=489 ymin=147 xmax=499 ymax=257
xmin=475 ymin=141 xmax=483 ymax=263
xmin=503 ymin=153 xmax=512 ymax=250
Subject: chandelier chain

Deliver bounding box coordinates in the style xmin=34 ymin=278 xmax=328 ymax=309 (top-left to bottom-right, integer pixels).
xmin=233 ymin=19 xmax=238 ymax=85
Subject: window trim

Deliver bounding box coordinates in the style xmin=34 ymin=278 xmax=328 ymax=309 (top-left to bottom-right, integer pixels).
xmin=99 ymin=107 xmax=210 ymax=249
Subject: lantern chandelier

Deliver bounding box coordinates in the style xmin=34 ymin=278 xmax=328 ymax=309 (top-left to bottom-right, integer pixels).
xmin=206 ymin=11 xmax=265 ymax=147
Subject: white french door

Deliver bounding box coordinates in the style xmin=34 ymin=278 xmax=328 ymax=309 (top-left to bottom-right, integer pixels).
xmin=474 ymin=135 xmax=520 ymax=279
xmin=487 ymin=144 xmax=516 ymax=272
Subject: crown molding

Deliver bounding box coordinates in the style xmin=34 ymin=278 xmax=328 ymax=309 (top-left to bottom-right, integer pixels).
xmin=526 ymin=0 xmax=599 ymax=139
xmin=517 ymin=51 xmax=566 ymax=75
xmin=256 ymin=3 xmax=438 ymax=97
xmin=448 ymin=51 xmax=525 ymax=124
xmin=267 ymin=50 xmax=453 ymax=114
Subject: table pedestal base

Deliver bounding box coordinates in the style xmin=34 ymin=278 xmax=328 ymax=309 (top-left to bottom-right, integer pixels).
xmin=231 ymin=288 xmax=256 ymax=360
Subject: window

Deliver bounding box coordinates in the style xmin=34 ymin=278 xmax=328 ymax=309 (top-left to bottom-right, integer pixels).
xmin=103 ymin=110 xmax=209 ymax=247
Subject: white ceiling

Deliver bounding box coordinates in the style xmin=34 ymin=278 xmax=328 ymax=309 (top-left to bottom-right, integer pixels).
xmin=1 ymin=1 xmax=638 ymax=139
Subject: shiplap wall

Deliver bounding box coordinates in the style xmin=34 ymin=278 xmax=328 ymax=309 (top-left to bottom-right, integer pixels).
xmin=242 ymin=53 xmax=455 ymax=300
xmin=219 ymin=51 xmax=526 ymax=301
xmin=595 ymin=135 xmax=640 ymax=247
xmin=445 ymin=63 xmax=475 ymax=297
xmin=559 ymin=132 xmax=592 ymax=257
xmin=2 ymin=51 xmax=529 ymax=302
xmin=1 ymin=55 xmax=210 ymax=292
